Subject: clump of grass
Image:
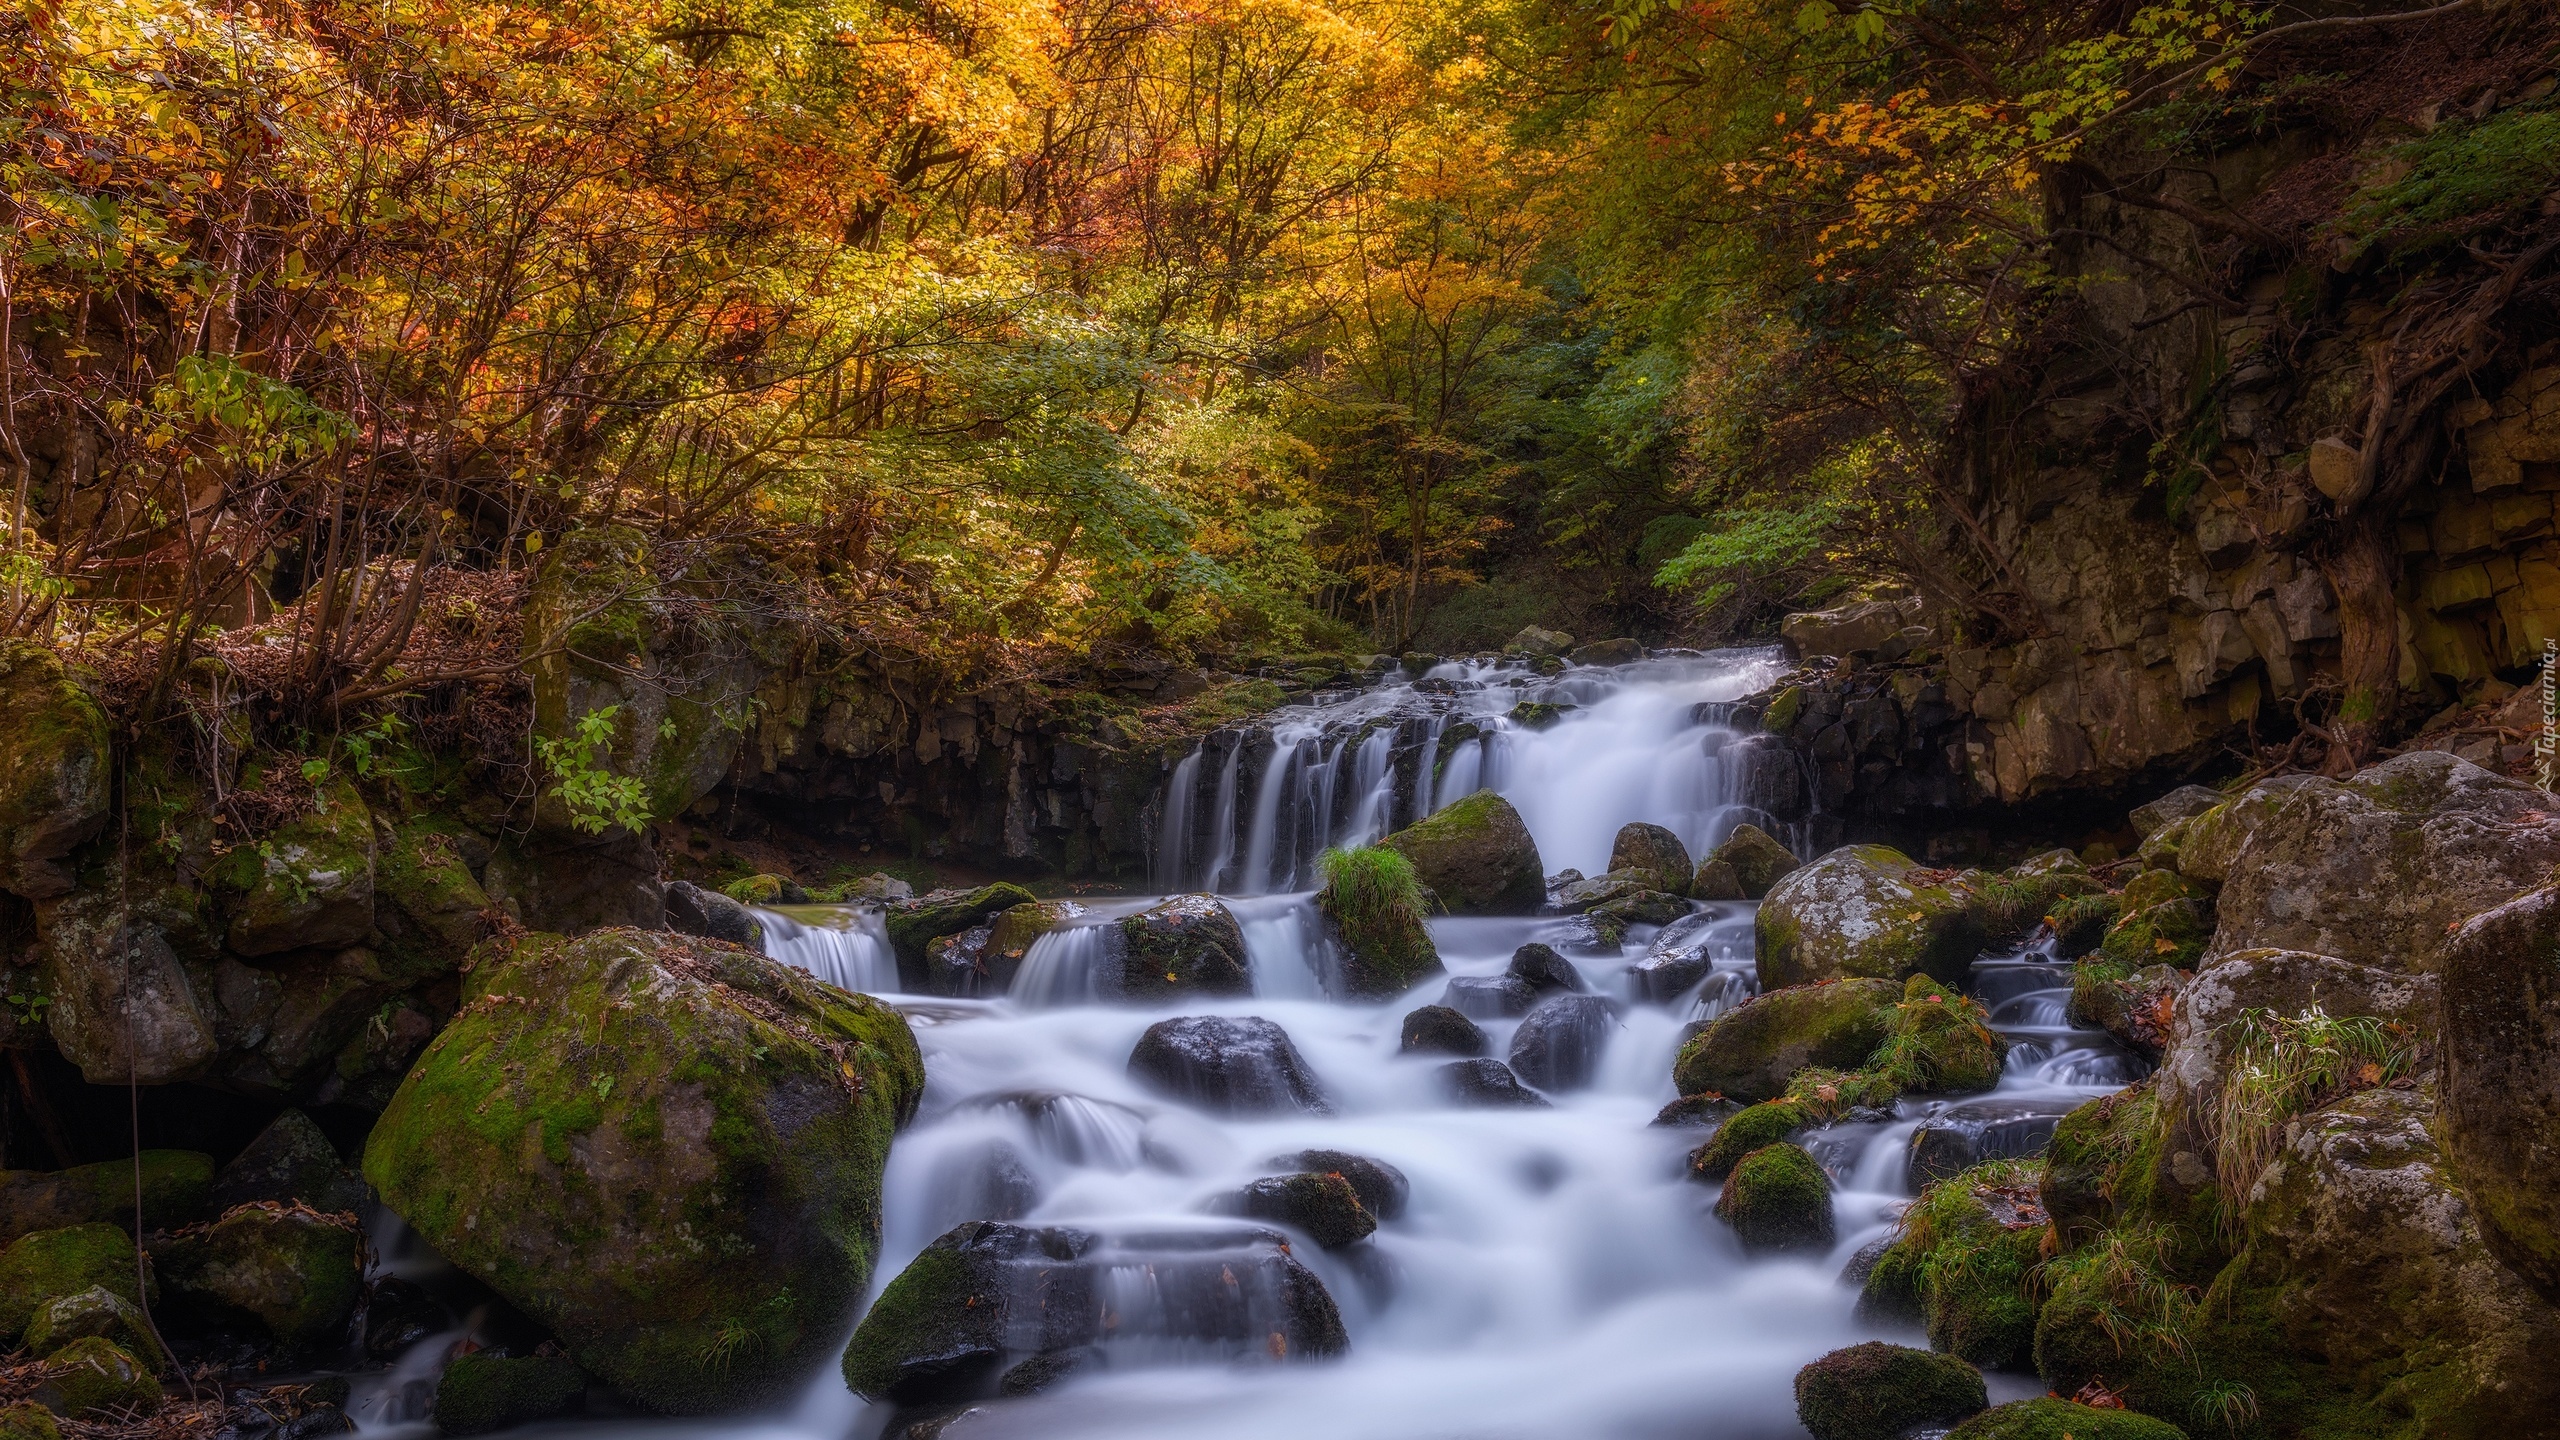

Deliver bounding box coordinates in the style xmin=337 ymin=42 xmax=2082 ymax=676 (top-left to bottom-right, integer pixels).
xmin=2209 ymin=1005 xmax=2421 ymax=1215
xmin=1315 ymin=846 xmax=1439 ymax=996
xmin=2038 ymin=1220 xmax=2201 ymax=1364
xmin=2047 ymin=891 xmax=2121 ymax=956
xmin=1871 ymin=975 xmax=2005 ymax=1093
xmin=1864 ymin=1159 xmax=2049 ymax=1368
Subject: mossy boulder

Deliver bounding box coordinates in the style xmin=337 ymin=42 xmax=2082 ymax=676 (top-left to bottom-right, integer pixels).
xmin=2040 ymin=1085 xmax=2161 ymax=1247
xmin=220 ymin=776 xmax=378 ymax=957
xmin=0 ymin=1403 xmax=59 ymax=1440
xmin=721 ymin=873 xmax=796 ymax=906
xmin=844 ymin=1221 xmax=1346 ymax=1405
xmin=0 ymin=643 xmax=111 ymax=902
xmin=211 ymin=1110 xmax=366 ymax=1215
xmin=2440 ymin=884 xmax=2560 ymax=1304
xmin=1607 ymin=823 xmax=1693 ymax=897
xmin=886 ymin=883 xmax=1040 ymax=979
xmin=23 ymin=1288 xmax=165 ymax=1370
xmin=1674 ymin=980 xmax=1898 ymax=1103
xmin=1117 ymin=895 xmax=1254 ymax=1000
xmin=0 ymin=1224 xmax=149 ymax=1342
xmin=1315 ymin=849 xmax=1444 ymax=997
xmin=1756 ymin=847 xmax=1986 ymax=990
xmin=1267 ymin=1149 xmax=1407 ymax=1221
xmin=28 ymin=1337 xmax=158 ymax=1420
xmin=1207 ymin=1172 xmax=1376 ymax=1249
xmin=1878 ymin=976 xmax=2006 ymax=1095
xmin=435 ymin=1353 xmax=587 ymax=1435
xmin=1715 ymin=1142 xmax=1833 ymax=1256
xmin=1794 ymin=1341 xmax=1987 ymax=1440
xmin=0 ymin=1152 xmax=211 ymax=1247
xmin=984 ymin=901 xmax=1081 ymax=988
xmin=2178 ymin=752 xmax=2560 ymax=973
xmin=1654 ymin=1093 xmax=1742 ymax=1129
xmin=1686 ymin=1100 xmax=1812 ymax=1182
xmin=1859 ymin=1162 xmax=2047 ymax=1370
xmin=1947 ymin=1399 xmax=2185 ymax=1440
xmin=1377 ymin=791 xmax=1545 ymax=914
xmin=372 ymin=812 xmax=494 ymax=983
xmin=1705 ymin=824 xmax=1800 ymax=899
xmin=1691 ymin=859 xmax=1745 ymax=901
xmin=361 ymin=928 xmax=925 ymax=1413
xmin=157 ymin=1203 xmax=364 ymax=1352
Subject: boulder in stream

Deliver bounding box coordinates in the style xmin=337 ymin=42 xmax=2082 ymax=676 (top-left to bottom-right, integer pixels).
xmin=887 ymin=883 xmax=1041 ymax=982
xmin=1437 ymin=1058 xmax=1551 ymax=1108
xmin=1714 ymin=1142 xmax=1833 ymax=1256
xmin=1267 ymin=1150 xmax=1409 ymax=1222
xmin=843 ymin=1221 xmax=1347 ymax=1405
xmin=157 ymin=1202 xmax=365 ymax=1353
xmin=1673 ymin=979 xmax=1897 ymax=1103
xmin=1756 ymin=846 xmax=1986 ymax=989
xmin=1946 ymin=1399 xmax=2185 ymax=1440
xmin=1860 ymin=1164 xmax=2046 ymax=1370
xmin=1794 ymin=1341 xmax=1986 ymax=1440
xmin=1315 ymin=848 xmax=1444 ymax=997
xmin=1400 ymin=1004 xmax=1487 ymax=1057
xmin=1117 ymin=895 xmax=1254 ymax=1000
xmin=1127 ymin=1016 xmax=1329 ymax=1115
xmin=1505 ymin=942 xmax=1585 ymax=995
xmin=1508 ymin=993 xmax=1615 ymax=1092
xmin=1607 ymin=823 xmax=1693 ymax=897
xmin=1377 ymin=791 xmax=1546 ymax=914
xmin=1440 ymin=974 xmax=1537 ymax=1019
xmin=1207 ymin=1173 xmax=1376 ymax=1249
xmin=664 ymin=880 xmax=762 ymax=947
xmin=362 ymin=928 xmax=925 ymax=1413
xmin=1704 ymin=824 xmax=1800 ymax=899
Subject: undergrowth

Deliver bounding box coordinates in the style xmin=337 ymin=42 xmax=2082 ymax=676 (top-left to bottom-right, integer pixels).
xmin=2209 ymin=1006 xmax=2422 ymax=1216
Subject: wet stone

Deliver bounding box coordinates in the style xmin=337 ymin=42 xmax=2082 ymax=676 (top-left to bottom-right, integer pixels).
xmin=1508 ymin=993 xmax=1615 ymax=1092
xmin=1127 ymin=1016 xmax=1330 ymax=1116
xmin=1505 ymin=943 xmax=1586 ymax=995
xmin=1400 ymin=1004 xmax=1488 ymax=1057
xmin=1904 ymin=1101 xmax=2071 ymax=1191
xmin=1266 ymin=1150 xmax=1410 ymax=1222
xmin=1438 ymin=1059 xmax=1553 ymax=1108
xmin=1441 ymin=974 xmax=1538 ymax=1019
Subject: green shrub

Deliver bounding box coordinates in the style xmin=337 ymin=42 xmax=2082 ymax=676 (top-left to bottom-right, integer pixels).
xmin=2344 ymin=106 xmax=2560 ymax=251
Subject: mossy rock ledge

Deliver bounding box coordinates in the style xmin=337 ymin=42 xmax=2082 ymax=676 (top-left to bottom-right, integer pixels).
xmin=361 ymin=927 xmax=925 ymax=1413
xmin=1673 ymin=979 xmax=1898 ymax=1103
xmin=1756 ymin=846 xmax=1985 ymax=989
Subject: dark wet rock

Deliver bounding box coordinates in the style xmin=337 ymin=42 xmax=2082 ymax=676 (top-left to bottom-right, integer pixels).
xmin=1690 ymin=859 xmax=1745 ymax=901
xmin=1505 ymin=943 xmax=1586 ymax=995
xmin=1117 ymin=896 xmax=1254 ymax=1001
xmin=435 ymin=1353 xmax=588 ymax=1435
xmin=1947 ymin=1399 xmax=2184 ymax=1440
xmin=157 ymin=1202 xmax=365 ymax=1353
xmin=1705 ymin=824 xmax=1801 ymax=899
xmin=1608 ymin=823 xmax=1693 ymax=897
xmin=1569 ymin=638 xmax=1644 ymax=667
xmin=664 ymin=880 xmax=762 ymax=947
xmin=1437 ymin=1059 xmax=1552 ymax=1108
xmin=210 ymin=1110 xmax=366 ymax=1216
xmin=1127 ymin=1016 xmax=1329 ymax=1116
xmin=1267 ymin=1151 xmax=1409 ymax=1222
xmin=362 ymin=1276 xmax=450 ymax=1361
xmin=0 ymin=1152 xmax=211 ymax=1248
xmin=1715 ymin=1142 xmax=1833 ymax=1256
xmin=923 ymin=1140 xmax=1044 ymax=1229
xmin=2441 ymin=884 xmax=2560 ymax=1303
xmin=998 ymin=1347 xmax=1098 ymax=1396
xmin=1794 ymin=1341 xmax=1987 ymax=1440
xmin=887 ymin=884 xmax=1042 ymax=979
xmin=1549 ymin=869 xmax=1650 ymax=912
xmin=925 ymin=925 xmax=999 ymax=998
xmin=1628 ymin=914 xmax=1726 ymax=1004
xmin=1508 ymin=993 xmax=1614 ymax=1092
xmin=1673 ymin=979 xmax=1897 ymax=1103
xmin=1904 ymin=1102 xmax=2069 ymax=1191
xmin=842 ymin=1221 xmax=1346 ymax=1405
xmin=2128 ymin=785 xmax=2222 ymax=838
xmin=1377 ymin=792 xmax=1546 ymax=914
xmin=1400 ymin=1005 xmax=1487 ymax=1057
xmin=362 ymin=928 xmax=925 ymax=1413
xmin=1440 ymin=974 xmax=1537 ymax=1019
xmin=1652 ymin=1094 xmax=1742 ymax=1129
xmin=1208 ymin=1173 xmax=1376 ymax=1249
xmin=1590 ymin=890 xmax=1691 ymax=928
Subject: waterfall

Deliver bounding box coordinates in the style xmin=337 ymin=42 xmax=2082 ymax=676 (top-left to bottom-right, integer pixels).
xmin=1196 ymin=741 xmax=1245 ymax=893
xmin=756 ymin=905 xmax=896 ymax=993
xmin=1337 ymin=727 xmax=1398 ymax=849
xmin=1011 ymin=921 xmax=1127 ymax=1008
xmin=1155 ymin=748 xmax=1204 ymax=892
xmin=1237 ymin=735 xmax=1307 ymax=896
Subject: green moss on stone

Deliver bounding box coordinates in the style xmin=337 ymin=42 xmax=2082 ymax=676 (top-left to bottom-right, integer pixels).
xmin=0 ymin=1225 xmax=149 ymax=1342
xmin=1861 ymin=1160 xmax=2046 ymax=1371
xmin=157 ymin=1203 xmax=364 ymax=1352
xmin=1794 ymin=1341 xmax=1988 ymax=1440
xmin=1688 ymin=1101 xmax=1813 ymax=1181
xmin=435 ymin=1353 xmax=587 ymax=1435
xmin=0 ymin=1401 xmax=61 ymax=1440
xmin=24 ymin=1287 xmax=165 ymax=1370
xmin=1716 ymin=1142 xmax=1834 ymax=1256
xmin=1674 ymin=979 xmax=1899 ymax=1103
xmin=1872 ymin=977 xmax=2006 ymax=1095
xmin=373 ymin=812 xmax=492 ymax=985
xmin=29 ymin=1337 xmax=158 ymax=1420
xmin=0 ymin=1152 xmax=211 ymax=1247
xmin=362 ymin=928 xmax=926 ymax=1414
xmin=1377 ymin=791 xmax=1546 ymax=914
xmin=1315 ymin=848 xmax=1443 ymax=996
xmin=1947 ymin=1398 xmax=2188 ymax=1440
xmin=886 ymin=884 xmax=1040 ymax=968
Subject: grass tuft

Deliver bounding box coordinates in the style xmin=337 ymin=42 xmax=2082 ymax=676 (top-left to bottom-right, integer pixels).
xmin=2208 ymin=1005 xmax=2421 ymax=1217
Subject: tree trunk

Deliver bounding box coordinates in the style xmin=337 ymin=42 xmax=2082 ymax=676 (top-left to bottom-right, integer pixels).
xmin=2316 ymin=513 xmax=2401 ymax=773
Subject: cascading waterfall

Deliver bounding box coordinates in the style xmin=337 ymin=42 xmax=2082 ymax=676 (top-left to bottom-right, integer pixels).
xmin=713 ymin=650 xmax=2134 ymax=1440
xmin=756 ymin=905 xmax=898 ymax=993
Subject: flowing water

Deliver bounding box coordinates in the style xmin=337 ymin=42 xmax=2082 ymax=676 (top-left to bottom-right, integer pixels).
xmin=387 ymin=652 xmax=2143 ymax=1440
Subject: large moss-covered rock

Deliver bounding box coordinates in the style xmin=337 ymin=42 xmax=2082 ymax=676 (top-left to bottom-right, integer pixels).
xmin=372 ymin=811 xmax=493 ymax=983
xmin=1704 ymin=823 xmax=1800 ymax=899
xmin=0 ymin=644 xmax=110 ymax=902
xmin=1859 ymin=1163 xmax=2046 ymax=1370
xmin=436 ymin=1353 xmax=588 ymax=1435
xmin=1756 ymin=847 xmax=1984 ymax=989
xmin=28 ymin=1337 xmax=158 ymax=1420
xmin=23 ymin=1288 xmax=166 ymax=1370
xmin=1674 ymin=979 xmax=1898 ymax=1103
xmin=219 ymin=776 xmax=378 ymax=957
xmin=1794 ymin=1341 xmax=1987 ymax=1440
xmin=1315 ymin=851 xmax=1443 ymax=997
xmin=1378 ymin=791 xmax=1544 ymax=914
xmin=0 ymin=1225 xmax=148 ymax=1342
xmin=2440 ymin=885 xmax=2560 ymax=1304
xmin=1882 ymin=976 xmax=2006 ymax=1095
xmin=157 ymin=1203 xmax=364 ymax=1352
xmin=0 ymin=1152 xmax=211 ymax=1247
xmin=2179 ymin=752 xmax=2560 ymax=973
xmin=843 ymin=1221 xmax=1346 ymax=1405
xmin=1715 ymin=1142 xmax=1833 ymax=1256
xmin=1607 ymin=823 xmax=1693 ymax=897
xmin=1117 ymin=895 xmax=1254 ymax=1000
xmin=361 ymin=928 xmax=925 ymax=1413
xmin=1947 ymin=1399 xmax=2185 ymax=1440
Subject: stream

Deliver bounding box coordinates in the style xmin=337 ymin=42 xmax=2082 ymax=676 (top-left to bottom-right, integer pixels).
xmin=464 ymin=652 xmax=2147 ymax=1439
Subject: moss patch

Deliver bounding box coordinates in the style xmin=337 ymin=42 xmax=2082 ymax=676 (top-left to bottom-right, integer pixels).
xmin=1861 ymin=1160 xmax=2047 ymax=1371
xmin=0 ymin=1225 xmax=148 ymax=1343
xmin=1947 ymin=1398 xmax=2188 ymax=1440
xmin=436 ymin=1353 xmax=587 ymax=1435
xmin=1315 ymin=847 xmax=1443 ymax=997
xmin=1716 ymin=1142 xmax=1834 ymax=1256
xmin=0 ymin=1152 xmax=211 ymax=1247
